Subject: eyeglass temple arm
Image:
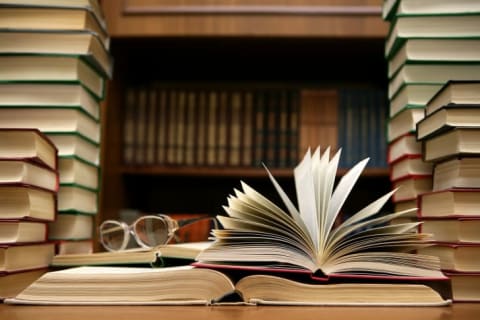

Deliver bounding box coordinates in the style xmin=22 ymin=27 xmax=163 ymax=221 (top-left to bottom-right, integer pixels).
xmin=177 ymin=216 xmax=216 ymax=228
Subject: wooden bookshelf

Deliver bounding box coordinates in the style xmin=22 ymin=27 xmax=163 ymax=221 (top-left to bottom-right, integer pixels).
xmin=98 ymin=1 xmax=391 ymax=240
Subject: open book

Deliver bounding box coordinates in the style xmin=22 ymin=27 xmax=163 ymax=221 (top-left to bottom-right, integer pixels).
xmin=6 ymin=265 xmax=452 ymax=306
xmin=196 ymin=147 xmax=444 ymax=278
xmin=51 ymin=241 xmax=213 ymax=267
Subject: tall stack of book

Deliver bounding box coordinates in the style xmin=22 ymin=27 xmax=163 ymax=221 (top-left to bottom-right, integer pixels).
xmin=415 ymin=81 xmax=480 ymax=302
xmin=0 ymin=129 xmax=57 ymax=275
xmin=382 ymin=0 xmax=480 ymax=224
xmin=0 ymin=0 xmax=112 ymax=254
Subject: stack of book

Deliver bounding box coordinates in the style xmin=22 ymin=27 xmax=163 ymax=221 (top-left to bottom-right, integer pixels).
xmin=0 ymin=0 xmax=113 ymax=254
xmin=0 ymin=129 xmax=57 ymax=275
xmin=382 ymin=0 xmax=480 ymax=223
xmin=415 ymin=80 xmax=480 ymax=302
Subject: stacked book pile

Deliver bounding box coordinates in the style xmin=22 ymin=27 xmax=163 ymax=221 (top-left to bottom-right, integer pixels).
xmin=382 ymin=0 xmax=480 ymax=224
xmin=416 ymin=81 xmax=480 ymax=302
xmin=0 ymin=129 xmax=57 ymax=275
xmin=0 ymin=0 xmax=113 ymax=254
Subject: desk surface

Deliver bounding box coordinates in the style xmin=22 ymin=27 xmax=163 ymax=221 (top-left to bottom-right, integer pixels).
xmin=1 ymin=270 xmax=480 ymax=320
xmin=1 ymin=303 xmax=480 ymax=320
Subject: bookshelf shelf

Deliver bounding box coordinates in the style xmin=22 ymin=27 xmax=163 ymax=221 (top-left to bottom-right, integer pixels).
xmin=120 ymin=166 xmax=389 ymax=178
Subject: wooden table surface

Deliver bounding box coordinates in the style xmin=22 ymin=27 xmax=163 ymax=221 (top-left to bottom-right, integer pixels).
xmin=1 ymin=269 xmax=480 ymax=320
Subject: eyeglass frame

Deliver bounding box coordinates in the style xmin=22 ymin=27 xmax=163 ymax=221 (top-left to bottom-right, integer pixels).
xmin=99 ymin=213 xmax=216 ymax=252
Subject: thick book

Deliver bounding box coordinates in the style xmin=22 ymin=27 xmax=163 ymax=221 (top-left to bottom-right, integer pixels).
xmin=0 ymin=107 xmax=101 ymax=145
xmin=418 ymin=188 xmax=480 ymax=218
xmin=0 ymin=0 xmax=107 ymax=32
xmin=416 ymin=105 xmax=480 ymax=140
xmin=385 ymin=13 xmax=480 ymax=59
xmin=48 ymin=212 xmax=93 ymax=241
xmin=387 ymin=107 xmax=424 ymax=143
xmin=391 ymin=174 xmax=432 ymax=203
xmin=418 ymin=243 xmax=480 ymax=273
xmin=58 ymin=156 xmax=99 ymax=190
xmin=0 ymin=3 xmax=109 ymax=49
xmin=388 ymin=64 xmax=480 ymax=100
xmin=57 ymin=184 xmax=97 ymax=215
xmin=389 ymin=83 xmax=442 ymax=118
xmin=432 ymin=157 xmax=480 ymax=191
xmin=0 ymin=185 xmax=56 ymax=222
xmin=388 ymin=38 xmax=480 ymax=78
xmin=46 ymin=132 xmax=100 ymax=167
xmin=0 ymin=55 xmax=105 ymax=99
xmin=0 ymin=220 xmax=47 ymax=244
xmin=389 ymin=155 xmax=432 ymax=182
xmin=0 ymin=29 xmax=112 ymax=78
xmin=419 ymin=218 xmax=480 ymax=244
xmin=50 ymin=241 xmax=213 ymax=267
xmin=6 ymin=265 xmax=452 ymax=306
xmin=0 ymin=159 xmax=59 ymax=192
xmin=0 ymin=242 xmax=54 ymax=275
xmin=444 ymin=272 xmax=480 ymax=302
xmin=54 ymin=239 xmax=93 ymax=255
xmin=383 ymin=0 xmax=480 ymax=22
xmin=387 ymin=133 xmax=422 ymax=164
xmin=425 ymin=80 xmax=480 ymax=116
xmin=422 ymin=128 xmax=480 ymax=162
xmin=0 ymin=128 xmax=57 ymax=170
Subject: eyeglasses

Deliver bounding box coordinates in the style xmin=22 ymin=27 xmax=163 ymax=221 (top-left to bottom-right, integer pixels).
xmin=99 ymin=214 xmax=215 ymax=252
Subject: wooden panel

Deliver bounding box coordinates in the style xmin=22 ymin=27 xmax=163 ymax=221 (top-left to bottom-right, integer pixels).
xmin=299 ymin=89 xmax=338 ymax=159
xmin=101 ymin=0 xmax=387 ymax=38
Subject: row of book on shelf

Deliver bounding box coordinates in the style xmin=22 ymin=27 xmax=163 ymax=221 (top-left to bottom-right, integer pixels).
xmin=0 ymin=0 xmax=113 ymax=277
xmin=122 ymin=84 xmax=389 ymax=169
xmin=383 ymin=0 xmax=480 ymax=302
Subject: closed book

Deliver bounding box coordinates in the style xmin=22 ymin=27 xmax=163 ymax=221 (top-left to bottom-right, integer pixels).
xmin=444 ymin=272 xmax=480 ymax=302
xmin=389 ymin=83 xmax=442 ymax=118
xmin=425 ymin=80 xmax=480 ymax=116
xmin=0 ymin=159 xmax=58 ymax=192
xmin=54 ymin=239 xmax=93 ymax=255
xmin=385 ymin=13 xmax=480 ymax=58
xmin=387 ymin=133 xmax=422 ymax=164
xmin=422 ymin=128 xmax=480 ymax=162
xmin=57 ymin=184 xmax=97 ymax=215
xmin=432 ymin=157 xmax=480 ymax=191
xmin=0 ymin=220 xmax=47 ymax=244
xmin=387 ymin=107 xmax=424 ymax=143
xmin=0 ymin=107 xmax=100 ymax=144
xmin=0 ymin=185 xmax=56 ymax=222
xmin=0 ymin=128 xmax=57 ymax=170
xmin=0 ymin=82 xmax=101 ymax=121
xmin=418 ymin=188 xmax=480 ymax=219
xmin=46 ymin=132 xmax=99 ymax=167
xmin=419 ymin=218 xmax=480 ymax=244
xmin=416 ymin=105 xmax=480 ymax=141
xmin=0 ymin=3 xmax=109 ymax=49
xmin=389 ymin=155 xmax=433 ymax=182
xmin=0 ymin=242 xmax=54 ymax=275
xmin=58 ymin=156 xmax=98 ymax=190
xmin=0 ymin=29 xmax=112 ymax=78
xmin=48 ymin=212 xmax=93 ymax=240
xmin=388 ymin=38 xmax=480 ymax=79
xmin=391 ymin=175 xmax=432 ymax=202
xmin=389 ymin=64 xmax=480 ymax=100
xmin=0 ymin=55 xmax=105 ymax=99
xmin=0 ymin=0 xmax=107 ymax=32
xmin=418 ymin=243 xmax=480 ymax=273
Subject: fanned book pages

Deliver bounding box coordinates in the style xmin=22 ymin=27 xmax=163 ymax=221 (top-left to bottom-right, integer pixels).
xmin=196 ymin=147 xmax=445 ymax=279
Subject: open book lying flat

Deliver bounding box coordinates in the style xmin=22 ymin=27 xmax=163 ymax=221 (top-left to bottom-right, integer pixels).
xmin=51 ymin=241 xmax=213 ymax=267
xmin=6 ymin=265 xmax=452 ymax=306
xmin=197 ymin=147 xmax=446 ymax=279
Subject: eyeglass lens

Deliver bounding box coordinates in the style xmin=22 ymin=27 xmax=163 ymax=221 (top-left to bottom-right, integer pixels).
xmin=100 ymin=221 xmax=127 ymax=251
xmin=134 ymin=216 xmax=173 ymax=247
